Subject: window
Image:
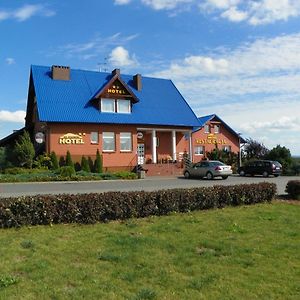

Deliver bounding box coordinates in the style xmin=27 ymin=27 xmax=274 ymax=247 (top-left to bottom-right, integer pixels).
xmin=120 ymin=132 xmax=132 ymax=151
xmin=222 ymin=145 xmax=231 ymax=152
xmin=204 ymin=124 xmax=210 ymax=133
xmin=90 ymin=132 xmax=99 ymax=144
xmin=101 ymin=98 xmax=115 ymax=113
xmin=102 ymin=132 xmax=115 ymax=151
xmin=214 ymin=125 xmax=220 ymax=133
xmin=194 ymin=146 xmax=205 ymax=155
xmin=117 ymin=99 xmax=131 ymax=113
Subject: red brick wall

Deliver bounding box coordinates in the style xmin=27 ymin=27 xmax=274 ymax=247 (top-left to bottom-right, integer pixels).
xmin=191 ymin=122 xmax=240 ymax=162
xmin=45 ymin=123 xmax=191 ymax=167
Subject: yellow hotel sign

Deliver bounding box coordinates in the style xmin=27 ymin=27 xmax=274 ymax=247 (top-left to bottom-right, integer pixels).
xmin=196 ymin=134 xmax=226 ymax=145
xmin=107 ymin=85 xmax=126 ymax=95
xmin=59 ymin=133 xmax=85 ymax=145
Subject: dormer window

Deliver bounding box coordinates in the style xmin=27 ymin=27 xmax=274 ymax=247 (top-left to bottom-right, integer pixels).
xmin=117 ymin=99 xmax=131 ymax=113
xmin=101 ymin=98 xmax=115 ymax=113
xmin=101 ymin=98 xmax=131 ymax=113
xmin=95 ymin=70 xmax=139 ymax=114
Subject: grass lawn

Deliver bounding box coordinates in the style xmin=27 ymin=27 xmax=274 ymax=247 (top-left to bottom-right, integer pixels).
xmin=0 ymin=202 xmax=299 ymax=299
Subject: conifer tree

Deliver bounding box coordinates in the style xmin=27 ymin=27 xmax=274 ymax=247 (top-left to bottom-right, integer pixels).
xmin=81 ymin=156 xmax=90 ymax=172
xmin=50 ymin=151 xmax=59 ymax=170
xmin=66 ymin=150 xmax=74 ymax=168
xmin=94 ymin=149 xmax=103 ymax=173
xmin=14 ymin=131 xmax=35 ymax=168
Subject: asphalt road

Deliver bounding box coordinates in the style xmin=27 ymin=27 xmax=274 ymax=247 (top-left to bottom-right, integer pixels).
xmin=0 ymin=175 xmax=298 ymax=198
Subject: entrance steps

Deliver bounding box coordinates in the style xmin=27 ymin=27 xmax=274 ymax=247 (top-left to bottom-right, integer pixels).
xmin=142 ymin=162 xmax=184 ymax=176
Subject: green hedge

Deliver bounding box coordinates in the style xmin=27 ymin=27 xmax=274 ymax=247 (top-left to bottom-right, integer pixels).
xmin=285 ymin=180 xmax=300 ymax=199
xmin=0 ymin=182 xmax=276 ymax=228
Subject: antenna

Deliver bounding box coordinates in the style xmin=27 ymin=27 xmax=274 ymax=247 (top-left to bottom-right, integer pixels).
xmin=97 ymin=57 xmax=108 ymax=72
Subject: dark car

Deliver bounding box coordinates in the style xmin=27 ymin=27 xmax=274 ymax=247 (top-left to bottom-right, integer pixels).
xmin=238 ymin=160 xmax=282 ymax=177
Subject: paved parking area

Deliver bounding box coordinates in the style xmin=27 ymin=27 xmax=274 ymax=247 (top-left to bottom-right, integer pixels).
xmin=0 ymin=175 xmax=298 ymax=198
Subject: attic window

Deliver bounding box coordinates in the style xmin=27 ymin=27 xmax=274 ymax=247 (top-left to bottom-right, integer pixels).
xmin=117 ymin=99 xmax=131 ymax=113
xmin=101 ymin=98 xmax=131 ymax=113
xmin=101 ymin=98 xmax=115 ymax=113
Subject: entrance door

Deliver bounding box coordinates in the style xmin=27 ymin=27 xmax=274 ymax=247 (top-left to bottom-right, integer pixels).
xmin=137 ymin=143 xmax=145 ymax=165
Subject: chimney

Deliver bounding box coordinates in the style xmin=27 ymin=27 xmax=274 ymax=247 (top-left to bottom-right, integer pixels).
xmin=112 ymin=68 xmax=120 ymax=76
xmin=133 ymin=74 xmax=142 ymax=91
xmin=52 ymin=65 xmax=70 ymax=80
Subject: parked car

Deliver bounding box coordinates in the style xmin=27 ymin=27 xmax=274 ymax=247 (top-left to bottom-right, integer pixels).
xmin=238 ymin=160 xmax=282 ymax=177
xmin=184 ymin=160 xmax=233 ymax=180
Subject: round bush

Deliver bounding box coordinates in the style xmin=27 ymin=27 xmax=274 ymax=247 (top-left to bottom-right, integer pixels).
xmin=59 ymin=166 xmax=76 ymax=178
xmin=285 ymin=180 xmax=300 ymax=200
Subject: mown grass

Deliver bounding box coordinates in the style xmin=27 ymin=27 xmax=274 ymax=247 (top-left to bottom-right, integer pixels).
xmin=0 ymin=202 xmax=299 ymax=299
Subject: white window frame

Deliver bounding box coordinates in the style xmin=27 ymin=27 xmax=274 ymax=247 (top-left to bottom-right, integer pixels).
xmin=204 ymin=124 xmax=210 ymax=133
xmin=223 ymin=145 xmax=231 ymax=152
xmin=102 ymin=132 xmax=115 ymax=152
xmin=120 ymin=132 xmax=132 ymax=152
xmin=90 ymin=131 xmax=99 ymax=144
xmin=117 ymin=99 xmax=131 ymax=113
xmin=194 ymin=146 xmax=205 ymax=156
xmin=214 ymin=125 xmax=220 ymax=134
xmin=101 ymin=98 xmax=115 ymax=113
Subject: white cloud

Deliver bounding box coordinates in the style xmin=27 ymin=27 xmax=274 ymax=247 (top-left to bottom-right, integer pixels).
xmin=5 ymin=58 xmax=16 ymax=65
xmin=221 ymin=6 xmax=248 ymax=22
xmin=149 ymin=33 xmax=300 ymax=154
xmin=114 ymin=0 xmax=132 ymax=5
xmin=108 ymin=46 xmax=137 ymax=67
xmin=141 ymin=0 xmax=193 ymax=10
xmin=55 ymin=33 xmax=139 ymax=62
xmin=0 ymin=4 xmax=55 ymax=22
xmin=0 ymin=110 xmax=25 ymax=123
xmin=248 ymin=0 xmax=300 ymax=25
xmin=201 ymin=0 xmax=300 ymax=25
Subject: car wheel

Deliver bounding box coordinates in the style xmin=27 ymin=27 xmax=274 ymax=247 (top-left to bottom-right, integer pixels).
xmin=206 ymin=172 xmax=214 ymax=180
xmin=239 ymin=170 xmax=245 ymax=176
xmin=262 ymin=171 xmax=269 ymax=177
xmin=222 ymin=176 xmax=228 ymax=180
xmin=274 ymin=174 xmax=279 ymax=177
xmin=184 ymin=171 xmax=190 ymax=179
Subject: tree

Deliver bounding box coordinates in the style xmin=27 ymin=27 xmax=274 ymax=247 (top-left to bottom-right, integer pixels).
xmin=81 ymin=156 xmax=90 ymax=172
xmin=265 ymin=145 xmax=292 ymax=174
xmin=0 ymin=147 xmax=6 ymax=170
xmin=14 ymin=131 xmax=35 ymax=168
xmin=243 ymin=138 xmax=269 ymax=160
xmin=88 ymin=156 xmax=94 ymax=172
xmin=66 ymin=150 xmax=74 ymax=168
xmin=50 ymin=151 xmax=59 ymax=170
xmin=94 ymin=149 xmax=103 ymax=173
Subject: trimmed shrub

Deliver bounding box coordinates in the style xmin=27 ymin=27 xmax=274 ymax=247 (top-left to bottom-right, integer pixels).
xmin=59 ymin=156 xmax=66 ymax=167
xmin=59 ymin=166 xmax=76 ymax=178
xmin=50 ymin=152 xmax=59 ymax=170
xmin=285 ymin=180 xmax=300 ymax=200
xmin=0 ymin=182 xmax=276 ymax=228
xmin=88 ymin=157 xmax=94 ymax=173
xmin=81 ymin=156 xmax=90 ymax=172
xmin=66 ymin=151 xmax=74 ymax=168
xmin=94 ymin=150 xmax=103 ymax=173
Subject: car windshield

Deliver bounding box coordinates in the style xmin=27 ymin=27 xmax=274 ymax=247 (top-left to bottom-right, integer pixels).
xmin=273 ymin=161 xmax=282 ymax=167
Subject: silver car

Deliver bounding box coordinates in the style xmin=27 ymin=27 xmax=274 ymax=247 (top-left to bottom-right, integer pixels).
xmin=184 ymin=160 xmax=232 ymax=180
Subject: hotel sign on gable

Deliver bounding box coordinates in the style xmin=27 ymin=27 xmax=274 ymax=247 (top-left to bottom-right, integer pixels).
xmin=196 ymin=134 xmax=226 ymax=145
xmin=107 ymin=85 xmax=127 ymax=95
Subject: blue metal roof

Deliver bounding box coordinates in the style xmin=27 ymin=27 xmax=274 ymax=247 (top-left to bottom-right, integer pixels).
xmin=31 ymin=65 xmax=199 ymax=127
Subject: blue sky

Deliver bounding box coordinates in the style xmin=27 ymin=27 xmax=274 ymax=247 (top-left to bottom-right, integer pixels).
xmin=1 ymin=0 xmax=300 ymax=155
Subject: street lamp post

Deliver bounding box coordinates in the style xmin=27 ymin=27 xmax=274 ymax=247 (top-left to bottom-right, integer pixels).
xmin=238 ymin=133 xmax=242 ymax=167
